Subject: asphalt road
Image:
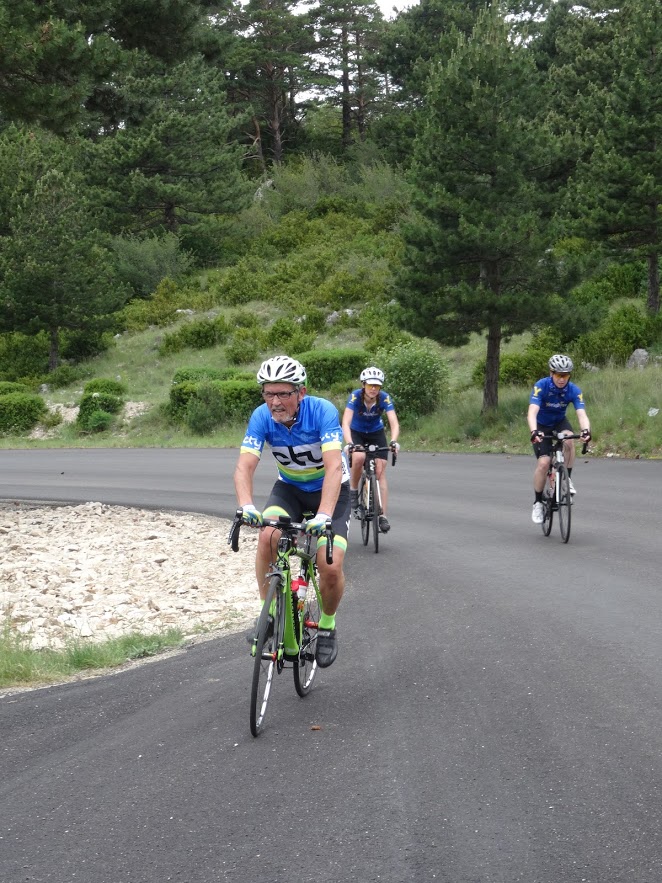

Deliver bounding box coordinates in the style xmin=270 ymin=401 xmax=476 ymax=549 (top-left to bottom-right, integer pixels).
xmin=1 ymin=449 xmax=661 ymax=883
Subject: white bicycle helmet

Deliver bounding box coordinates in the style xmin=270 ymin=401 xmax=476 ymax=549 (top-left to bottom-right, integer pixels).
xmin=548 ymin=354 xmax=574 ymax=373
xmin=360 ymin=366 xmax=385 ymax=385
xmin=256 ymin=355 xmax=307 ymax=386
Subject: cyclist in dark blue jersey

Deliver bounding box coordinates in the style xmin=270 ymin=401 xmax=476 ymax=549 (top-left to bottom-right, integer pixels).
xmin=234 ymin=355 xmax=350 ymax=667
xmin=341 ymin=366 xmax=400 ymax=533
xmin=527 ymin=354 xmax=592 ymax=524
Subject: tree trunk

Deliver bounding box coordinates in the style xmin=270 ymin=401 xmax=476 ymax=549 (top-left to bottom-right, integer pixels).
xmin=482 ymin=322 xmax=501 ymax=413
xmin=48 ymin=326 xmax=60 ymax=372
xmin=341 ymin=26 xmax=352 ymax=150
xmin=647 ymin=250 xmax=660 ymax=315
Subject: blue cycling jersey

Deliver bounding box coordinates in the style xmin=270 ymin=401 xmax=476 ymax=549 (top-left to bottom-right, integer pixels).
xmin=240 ymin=395 xmax=348 ymax=491
xmin=529 ymin=376 xmax=586 ymax=426
xmin=345 ymin=388 xmax=395 ymax=433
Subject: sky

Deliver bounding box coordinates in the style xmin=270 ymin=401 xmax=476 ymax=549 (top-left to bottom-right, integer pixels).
xmin=378 ymin=0 xmax=417 ymax=19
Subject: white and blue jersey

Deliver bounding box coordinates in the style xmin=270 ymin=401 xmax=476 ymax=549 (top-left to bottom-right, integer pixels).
xmin=529 ymin=376 xmax=586 ymax=426
xmin=241 ymin=395 xmax=348 ymax=492
xmin=345 ymin=388 xmax=395 ymax=433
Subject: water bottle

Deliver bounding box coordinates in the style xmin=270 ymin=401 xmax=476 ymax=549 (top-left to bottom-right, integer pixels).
xmin=291 ymin=575 xmax=308 ymax=601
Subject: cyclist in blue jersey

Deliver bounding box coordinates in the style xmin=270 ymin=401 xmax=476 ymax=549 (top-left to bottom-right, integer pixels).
xmin=527 ymin=354 xmax=592 ymax=524
xmin=234 ymin=355 xmax=350 ymax=668
xmin=341 ymin=366 xmax=400 ymax=533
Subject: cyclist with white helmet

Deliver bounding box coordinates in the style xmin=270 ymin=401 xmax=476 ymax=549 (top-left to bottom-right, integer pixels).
xmin=234 ymin=355 xmax=350 ymax=668
xmin=341 ymin=366 xmax=400 ymax=533
xmin=527 ymin=354 xmax=592 ymax=524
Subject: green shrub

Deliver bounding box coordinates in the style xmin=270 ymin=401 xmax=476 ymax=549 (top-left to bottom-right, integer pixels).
xmin=184 ymin=383 xmax=226 ymax=435
xmin=81 ymin=409 xmax=114 ymax=433
xmin=61 ymin=330 xmax=110 ymax=363
xmin=377 ymin=339 xmax=450 ymax=421
xmin=169 ymin=381 xmax=200 ymax=419
xmin=215 ymin=380 xmax=263 ymax=421
xmin=0 ymin=332 xmax=49 ymax=380
xmin=112 ymin=232 xmax=194 ymax=298
xmin=472 ymin=326 xmax=563 ymax=387
xmin=77 ymin=393 xmax=123 ymax=429
xmin=266 ymin=318 xmax=316 ymax=352
xmin=0 ymin=382 xmax=30 ymax=396
xmin=83 ymin=378 xmax=128 ymax=397
xmin=574 ymin=303 xmax=661 ymax=366
xmin=158 ymin=315 xmax=230 ymax=356
xmin=226 ymin=328 xmax=265 ymax=365
xmin=299 ymin=307 xmax=326 ymax=334
xmin=0 ymin=393 xmax=47 ymax=433
xmin=295 ymin=349 xmax=371 ymax=388
xmin=172 ymin=367 xmax=225 ymax=385
xmin=42 ymin=364 xmax=88 ymax=389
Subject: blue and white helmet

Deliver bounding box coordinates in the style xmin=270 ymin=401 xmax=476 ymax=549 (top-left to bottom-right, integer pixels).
xmin=257 ymin=355 xmax=307 ymax=386
xmin=549 ymin=354 xmax=574 ymax=372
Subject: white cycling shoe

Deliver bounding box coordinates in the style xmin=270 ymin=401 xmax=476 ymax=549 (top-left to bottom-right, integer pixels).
xmin=531 ymin=502 xmax=544 ymax=524
xmin=568 ymin=479 xmax=576 ymax=495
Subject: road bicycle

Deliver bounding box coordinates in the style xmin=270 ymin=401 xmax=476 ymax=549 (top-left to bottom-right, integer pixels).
xmin=539 ymin=432 xmax=589 ymax=544
xmin=347 ymin=444 xmax=397 ymax=553
xmin=228 ymin=510 xmax=334 ymax=737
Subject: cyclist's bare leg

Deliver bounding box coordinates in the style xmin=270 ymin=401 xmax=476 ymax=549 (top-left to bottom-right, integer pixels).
xmin=534 ymin=455 xmax=550 ymax=494
xmin=316 ymin=545 xmax=346 ymax=616
xmin=256 ymin=526 xmax=280 ymax=600
xmin=563 ymin=438 xmax=576 ymax=468
xmin=375 ymin=458 xmax=388 ymax=515
xmin=350 ymin=451 xmax=365 ymax=489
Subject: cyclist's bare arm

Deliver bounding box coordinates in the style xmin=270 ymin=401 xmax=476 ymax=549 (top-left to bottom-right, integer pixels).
xmin=234 ymin=450 xmax=259 ymax=508
xmin=341 ymin=406 xmax=354 ymax=446
xmin=386 ymin=409 xmax=400 ymax=445
xmin=527 ymin=403 xmax=540 ymax=433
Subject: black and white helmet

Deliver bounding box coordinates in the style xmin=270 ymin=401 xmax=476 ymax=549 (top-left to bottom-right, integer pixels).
xmin=256 ymin=355 xmax=307 ymax=386
xmin=360 ymin=366 xmax=385 ymax=385
xmin=548 ymin=354 xmax=574 ymax=373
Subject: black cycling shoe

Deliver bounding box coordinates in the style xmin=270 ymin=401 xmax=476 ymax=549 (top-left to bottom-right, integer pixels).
xmin=246 ymin=614 xmax=273 ymax=645
xmin=315 ymin=629 xmax=338 ymax=668
xmin=379 ymin=516 xmax=391 ymax=533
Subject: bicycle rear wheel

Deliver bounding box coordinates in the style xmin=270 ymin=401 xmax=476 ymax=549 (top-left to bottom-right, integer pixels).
xmin=557 ymin=464 xmax=572 ymax=543
xmin=250 ymin=575 xmax=283 ymax=737
xmin=359 ymin=476 xmax=370 ymax=546
xmin=370 ymin=473 xmax=379 ymax=553
xmin=542 ymin=471 xmax=554 ymax=537
xmin=293 ymin=571 xmax=320 ymax=697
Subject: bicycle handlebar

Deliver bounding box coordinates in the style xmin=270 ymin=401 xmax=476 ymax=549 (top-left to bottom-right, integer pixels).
xmin=346 ymin=443 xmax=397 ymax=467
xmin=228 ymin=509 xmax=335 ymax=564
xmin=538 ymin=431 xmax=590 ymax=456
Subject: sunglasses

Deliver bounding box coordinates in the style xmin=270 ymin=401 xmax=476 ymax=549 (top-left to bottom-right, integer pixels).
xmin=553 ymin=372 xmax=571 ymax=379
xmin=262 ymin=390 xmax=298 ymax=401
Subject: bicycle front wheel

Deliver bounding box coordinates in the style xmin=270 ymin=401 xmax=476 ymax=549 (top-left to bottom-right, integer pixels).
xmin=557 ymin=464 xmax=572 ymax=543
xmin=542 ymin=471 xmax=554 ymax=537
xmin=293 ymin=573 xmax=320 ymax=697
xmin=370 ymin=473 xmax=379 ymax=554
xmin=250 ymin=575 xmax=284 ymax=737
xmin=359 ymin=476 xmax=370 ymax=546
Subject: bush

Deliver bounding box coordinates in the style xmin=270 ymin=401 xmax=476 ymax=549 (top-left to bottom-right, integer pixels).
xmin=172 ymin=379 xmax=262 ymax=427
xmin=0 ymin=393 xmax=47 ymax=433
xmin=0 ymin=382 xmax=30 ymax=396
xmin=83 ymin=378 xmax=128 ymax=397
xmin=184 ymin=383 xmax=226 ymax=435
xmin=158 ymin=315 xmax=230 ymax=356
xmin=60 ymin=330 xmax=110 ymax=363
xmin=112 ymin=232 xmax=194 ymax=298
xmin=42 ymin=364 xmax=88 ymax=389
xmin=226 ymin=328 xmax=265 ymax=365
xmin=574 ymin=303 xmax=661 ymax=366
xmin=0 ymin=332 xmax=49 ymax=380
xmin=377 ymin=339 xmax=450 ymax=421
xmin=266 ymin=318 xmax=316 ymax=352
xmin=77 ymin=393 xmax=123 ymax=430
xmin=295 ymin=349 xmax=371 ymax=389
xmin=215 ymin=380 xmax=263 ymax=421
xmin=172 ymin=367 xmax=225 ymax=385
xmin=81 ymin=409 xmax=114 ymax=433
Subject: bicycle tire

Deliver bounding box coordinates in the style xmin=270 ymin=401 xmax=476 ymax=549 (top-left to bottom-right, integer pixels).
xmin=557 ymin=464 xmax=572 ymax=543
xmin=359 ymin=475 xmax=370 ymax=546
xmin=250 ymin=574 xmax=283 ymax=737
xmin=542 ymin=471 xmax=554 ymax=537
xmin=293 ymin=568 xmax=320 ymax=697
xmin=370 ymin=473 xmax=379 ymax=553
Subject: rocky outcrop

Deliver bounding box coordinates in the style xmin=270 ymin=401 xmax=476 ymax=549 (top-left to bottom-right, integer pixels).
xmin=0 ymin=502 xmax=260 ymax=650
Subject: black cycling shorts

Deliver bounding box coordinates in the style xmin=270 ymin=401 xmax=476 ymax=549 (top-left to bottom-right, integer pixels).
xmin=262 ymin=480 xmax=350 ymax=544
xmin=350 ymin=428 xmax=388 ymax=460
xmin=533 ymin=417 xmax=573 ymax=458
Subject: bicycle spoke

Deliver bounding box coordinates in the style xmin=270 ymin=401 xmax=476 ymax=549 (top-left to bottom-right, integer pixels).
xmin=250 ymin=575 xmax=282 ymax=737
xmin=293 ymin=568 xmax=320 ymax=697
xmin=557 ymin=465 xmax=572 ymax=543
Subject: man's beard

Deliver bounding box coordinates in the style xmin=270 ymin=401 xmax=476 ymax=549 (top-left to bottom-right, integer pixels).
xmin=271 ymin=409 xmax=294 ymax=425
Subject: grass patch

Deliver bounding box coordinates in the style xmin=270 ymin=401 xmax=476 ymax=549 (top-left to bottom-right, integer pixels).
xmin=0 ymin=618 xmax=185 ymax=690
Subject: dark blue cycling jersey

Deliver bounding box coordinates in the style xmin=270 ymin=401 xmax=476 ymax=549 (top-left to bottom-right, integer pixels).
xmin=345 ymin=388 xmax=395 ymax=433
xmin=529 ymin=376 xmax=586 ymax=426
xmin=240 ymin=395 xmax=348 ymax=492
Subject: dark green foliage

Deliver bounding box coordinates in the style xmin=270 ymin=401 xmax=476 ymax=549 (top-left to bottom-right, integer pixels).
xmin=212 ymin=381 xmax=263 ymax=422
xmin=81 ymin=410 xmax=115 ymax=433
xmin=0 ymin=393 xmax=47 ymax=433
xmin=119 ymin=279 xmax=215 ymax=331
xmin=0 ymin=333 xmax=50 ymax=381
xmin=42 ymin=364 xmax=88 ymax=390
xmin=295 ymin=349 xmax=371 ymax=388
xmin=158 ymin=316 xmax=230 ymax=356
xmin=184 ymin=383 xmax=226 ymax=435
xmin=61 ymin=330 xmax=111 ymax=364
xmin=169 ymin=382 xmax=200 ymax=420
xmin=111 ymin=234 xmax=195 ymax=299
xmin=83 ymin=378 xmax=128 ymax=397
xmin=226 ymin=328 xmax=265 ymax=365
xmin=376 ymin=339 xmax=449 ymax=422
xmin=171 ymin=367 xmax=226 ymax=385
xmin=0 ymin=382 xmax=29 ymax=396
xmin=266 ymin=318 xmax=316 ymax=352
xmin=574 ymin=303 xmax=661 ymax=365
xmin=472 ymin=327 xmax=563 ymax=387
xmin=77 ymin=393 xmax=123 ymax=430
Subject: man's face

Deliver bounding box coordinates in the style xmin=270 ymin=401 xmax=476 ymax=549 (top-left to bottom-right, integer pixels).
xmin=262 ymin=383 xmax=304 ymax=424
xmin=551 ymin=371 xmax=571 ymax=389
